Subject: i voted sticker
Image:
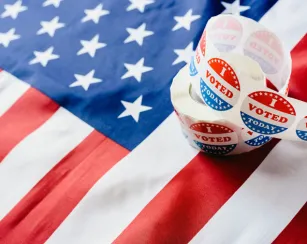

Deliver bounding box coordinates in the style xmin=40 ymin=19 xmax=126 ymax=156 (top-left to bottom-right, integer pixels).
xmin=241 ymin=129 xmax=271 ymax=147
xmin=190 ymin=122 xmax=238 ymax=155
xmin=189 ymin=57 xmax=198 ymax=76
xmin=200 ymin=58 xmax=240 ymax=111
xmin=209 ymin=16 xmax=243 ymax=52
xmin=296 ymin=116 xmax=307 ymax=141
xmin=241 ymin=91 xmax=296 ymax=135
xmin=244 ymin=30 xmax=284 ymax=74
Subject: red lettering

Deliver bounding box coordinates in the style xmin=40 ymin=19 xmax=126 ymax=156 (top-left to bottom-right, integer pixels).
xmin=195 ymin=134 xmax=201 ymax=139
xmin=201 ymin=136 xmax=208 ymax=141
xmin=256 ymin=108 xmax=264 ymax=115
xmin=205 ymin=72 xmax=233 ymax=98
xmin=206 ymin=70 xmax=211 ymax=78
xmin=271 ymin=114 xmax=279 ymax=121
xmin=248 ymin=103 xmax=288 ymax=123
xmin=195 ymin=134 xmax=232 ymax=143
xmin=279 ymin=117 xmax=288 ymax=123
xmin=223 ymin=136 xmax=231 ymax=142
xmin=214 ymin=79 xmax=222 ymax=89
xmin=264 ymin=111 xmax=273 ymax=118
xmin=221 ymin=85 xmax=227 ymax=94
xmin=208 ymin=137 xmax=216 ymax=142
xmin=229 ymin=35 xmax=235 ymax=40
xmin=220 ymin=85 xmax=233 ymax=98
xmin=263 ymin=48 xmax=269 ymax=56
xmin=249 ymin=103 xmax=257 ymax=111
xmin=213 ymin=33 xmax=236 ymax=41
xmin=225 ymin=89 xmax=233 ymax=98
xmin=250 ymin=41 xmax=279 ymax=65
xmin=250 ymin=42 xmax=261 ymax=52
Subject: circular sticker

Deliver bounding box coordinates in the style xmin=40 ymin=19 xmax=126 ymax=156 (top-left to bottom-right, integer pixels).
xmin=190 ymin=122 xmax=238 ymax=155
xmin=200 ymin=58 xmax=240 ymax=111
xmin=244 ymin=30 xmax=284 ymax=74
xmin=241 ymin=91 xmax=296 ymax=135
xmin=209 ymin=16 xmax=243 ymax=52
xmin=189 ymin=57 xmax=198 ymax=76
xmin=241 ymin=129 xmax=271 ymax=147
xmin=199 ymin=30 xmax=206 ymax=56
xmin=296 ymin=116 xmax=307 ymax=141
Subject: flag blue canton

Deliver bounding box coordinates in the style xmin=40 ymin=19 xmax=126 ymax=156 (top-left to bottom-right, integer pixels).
xmin=0 ymin=0 xmax=278 ymax=150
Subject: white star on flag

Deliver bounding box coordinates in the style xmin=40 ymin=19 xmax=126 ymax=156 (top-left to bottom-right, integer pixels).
xmin=127 ymin=0 xmax=154 ymax=13
xmin=221 ymin=0 xmax=250 ymax=15
xmin=0 ymin=28 xmax=20 ymax=48
xmin=124 ymin=23 xmax=154 ymax=46
xmin=69 ymin=70 xmax=102 ymax=91
xmin=1 ymin=0 xmax=27 ymax=19
xmin=43 ymin=0 xmax=63 ymax=8
xmin=173 ymin=42 xmax=194 ymax=65
xmin=29 ymin=46 xmax=59 ymax=67
xmin=77 ymin=35 xmax=106 ymax=58
xmin=82 ymin=4 xmax=110 ymax=24
xmin=121 ymin=58 xmax=153 ymax=82
xmin=118 ymin=95 xmax=152 ymax=122
xmin=172 ymin=9 xmax=200 ymax=31
xmin=37 ymin=16 xmax=65 ymax=37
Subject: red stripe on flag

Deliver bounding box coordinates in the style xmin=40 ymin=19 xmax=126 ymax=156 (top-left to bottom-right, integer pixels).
xmin=0 ymin=130 xmax=129 ymax=244
xmin=0 ymin=88 xmax=59 ymax=162
xmin=273 ymin=203 xmax=307 ymax=243
xmin=288 ymin=33 xmax=307 ymax=102
xmin=114 ymin=140 xmax=279 ymax=244
xmin=271 ymin=34 xmax=307 ymax=244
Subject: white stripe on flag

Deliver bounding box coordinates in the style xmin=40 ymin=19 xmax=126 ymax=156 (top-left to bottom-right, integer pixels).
xmin=190 ymin=140 xmax=307 ymax=244
xmin=261 ymin=0 xmax=307 ymax=51
xmin=0 ymin=71 xmax=29 ymax=117
xmin=0 ymin=108 xmax=93 ymax=220
xmin=46 ymin=113 xmax=198 ymax=244
xmin=46 ymin=0 xmax=307 ymax=242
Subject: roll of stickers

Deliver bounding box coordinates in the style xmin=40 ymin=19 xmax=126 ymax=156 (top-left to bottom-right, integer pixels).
xmin=171 ymin=14 xmax=307 ymax=156
xmin=172 ymin=65 xmax=272 ymax=155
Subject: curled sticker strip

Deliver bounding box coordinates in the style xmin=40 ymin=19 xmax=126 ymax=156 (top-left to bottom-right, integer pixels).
xmin=171 ymin=14 xmax=307 ymax=156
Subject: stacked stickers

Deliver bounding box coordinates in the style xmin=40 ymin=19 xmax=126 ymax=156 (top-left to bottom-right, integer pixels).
xmin=171 ymin=14 xmax=307 ymax=156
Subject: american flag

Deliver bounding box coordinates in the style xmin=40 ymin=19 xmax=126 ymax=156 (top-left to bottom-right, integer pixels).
xmin=0 ymin=0 xmax=306 ymax=243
